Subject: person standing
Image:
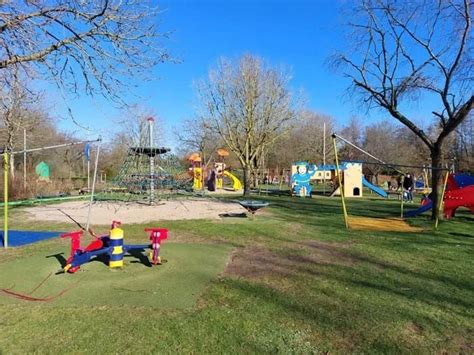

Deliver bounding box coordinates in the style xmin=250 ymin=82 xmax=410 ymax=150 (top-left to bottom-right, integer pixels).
xmin=403 ymin=173 xmax=414 ymax=203
xmin=207 ymin=169 xmax=217 ymax=192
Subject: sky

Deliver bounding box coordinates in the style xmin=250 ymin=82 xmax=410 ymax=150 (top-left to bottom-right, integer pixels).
xmin=47 ymin=0 xmax=432 ymax=148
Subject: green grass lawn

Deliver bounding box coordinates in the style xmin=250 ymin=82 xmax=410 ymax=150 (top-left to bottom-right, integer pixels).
xmin=0 ymin=195 xmax=472 ymax=353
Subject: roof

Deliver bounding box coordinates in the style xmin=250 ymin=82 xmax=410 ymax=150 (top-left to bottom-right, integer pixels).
xmin=130 ymin=147 xmax=170 ymax=157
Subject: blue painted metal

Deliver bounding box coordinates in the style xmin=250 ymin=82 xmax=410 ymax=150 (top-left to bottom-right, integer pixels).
xmin=0 ymin=230 xmax=62 ymax=247
xmin=453 ymin=173 xmax=474 ymax=189
xmin=69 ymin=247 xmax=111 ymax=268
xmin=362 ymin=176 xmax=388 ymax=198
xmin=404 ymin=201 xmax=433 ymax=218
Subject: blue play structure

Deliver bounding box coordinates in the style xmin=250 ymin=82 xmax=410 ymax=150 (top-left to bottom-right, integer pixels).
xmin=291 ymin=161 xmax=317 ymax=197
xmin=362 ymin=176 xmax=388 ymax=198
xmin=0 ymin=230 xmax=62 ymax=247
xmin=415 ymin=180 xmax=425 ymax=188
xmin=452 ymin=173 xmax=474 ymax=189
xmin=403 ymin=201 xmax=433 ymax=218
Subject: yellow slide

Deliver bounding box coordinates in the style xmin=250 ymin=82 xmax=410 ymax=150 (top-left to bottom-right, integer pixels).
xmin=224 ymin=171 xmax=242 ymax=191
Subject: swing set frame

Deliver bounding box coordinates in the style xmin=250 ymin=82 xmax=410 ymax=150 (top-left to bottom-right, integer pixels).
xmin=331 ymin=134 xmax=451 ymax=231
xmin=1 ymin=139 xmax=100 ymax=248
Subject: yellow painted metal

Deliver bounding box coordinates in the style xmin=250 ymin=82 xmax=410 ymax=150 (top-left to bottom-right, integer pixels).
xmin=112 ymin=246 xmax=123 ymax=254
xmin=109 ymin=260 xmax=124 ymax=268
xmin=110 ymin=227 xmax=124 ymax=240
xmin=193 ymin=167 xmax=203 ymax=190
xmin=435 ymin=170 xmax=450 ymax=230
xmin=3 ymin=153 xmax=8 ymax=248
xmin=332 ymin=138 xmax=349 ymax=229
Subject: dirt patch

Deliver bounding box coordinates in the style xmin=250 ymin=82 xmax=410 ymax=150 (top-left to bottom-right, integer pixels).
xmin=23 ymin=199 xmax=247 ymax=225
xmin=225 ymin=241 xmax=357 ymax=280
xmin=436 ymin=332 xmax=474 ymax=354
xmin=225 ymin=246 xmax=293 ymax=279
xmin=299 ymin=240 xmax=356 ymax=266
xmin=405 ymin=322 xmax=424 ymax=336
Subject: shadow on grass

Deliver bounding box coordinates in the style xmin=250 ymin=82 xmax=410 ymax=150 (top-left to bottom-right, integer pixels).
xmin=46 ymin=252 xmax=67 ymax=268
xmin=227 ymin=241 xmax=473 ymax=316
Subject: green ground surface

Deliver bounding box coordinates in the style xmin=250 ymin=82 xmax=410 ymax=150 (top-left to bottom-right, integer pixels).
xmin=0 ymin=243 xmax=231 ymax=309
xmin=0 ymin=195 xmax=473 ymax=353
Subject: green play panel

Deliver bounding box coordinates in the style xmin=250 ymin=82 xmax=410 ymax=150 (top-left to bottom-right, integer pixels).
xmin=0 ymin=243 xmax=232 ymax=309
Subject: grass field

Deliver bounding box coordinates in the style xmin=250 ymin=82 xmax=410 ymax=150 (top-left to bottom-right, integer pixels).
xmin=0 ymin=195 xmax=473 ymax=353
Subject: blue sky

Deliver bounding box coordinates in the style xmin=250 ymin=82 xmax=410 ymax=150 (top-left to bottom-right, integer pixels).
xmin=48 ymin=0 xmax=432 ymax=147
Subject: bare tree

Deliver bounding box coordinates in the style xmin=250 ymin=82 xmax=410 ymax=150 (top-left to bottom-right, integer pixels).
xmin=450 ymin=113 xmax=473 ymax=171
xmin=334 ymin=0 xmax=473 ymax=219
xmin=0 ymin=69 xmax=41 ymax=176
xmin=267 ymin=110 xmax=335 ymax=168
xmin=116 ymin=105 xmax=166 ymax=147
xmin=362 ymin=120 xmax=400 ymax=182
xmin=0 ymin=0 xmax=170 ymax=102
xmin=339 ymin=116 xmax=365 ymax=161
xmin=196 ymin=55 xmax=297 ymax=194
xmin=174 ymin=117 xmax=221 ymax=168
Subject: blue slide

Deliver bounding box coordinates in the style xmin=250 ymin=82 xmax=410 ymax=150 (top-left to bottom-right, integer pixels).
xmin=403 ymin=201 xmax=433 ymax=218
xmin=362 ymin=176 xmax=388 ymax=198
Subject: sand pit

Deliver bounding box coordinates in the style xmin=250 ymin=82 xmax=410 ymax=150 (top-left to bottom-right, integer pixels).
xmin=23 ymin=199 xmax=247 ymax=225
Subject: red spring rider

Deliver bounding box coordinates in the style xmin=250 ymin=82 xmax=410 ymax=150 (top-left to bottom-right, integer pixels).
xmin=145 ymin=228 xmax=168 ymax=265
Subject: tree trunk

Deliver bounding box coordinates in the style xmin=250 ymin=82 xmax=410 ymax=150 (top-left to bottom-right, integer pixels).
xmin=242 ymin=166 xmax=251 ymax=196
xmin=430 ymin=144 xmax=442 ymax=220
xmin=10 ymin=153 xmax=15 ymax=179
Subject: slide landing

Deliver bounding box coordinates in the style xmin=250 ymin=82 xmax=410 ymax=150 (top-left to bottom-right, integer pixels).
xmin=362 ymin=177 xmax=388 ymax=198
xmin=403 ymin=201 xmax=433 ymax=218
xmin=224 ymin=171 xmax=242 ymax=191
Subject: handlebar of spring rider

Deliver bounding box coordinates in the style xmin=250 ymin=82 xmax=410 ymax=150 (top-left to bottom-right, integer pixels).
xmin=61 ymin=231 xmax=83 ymax=254
xmin=144 ymin=228 xmax=168 ymax=243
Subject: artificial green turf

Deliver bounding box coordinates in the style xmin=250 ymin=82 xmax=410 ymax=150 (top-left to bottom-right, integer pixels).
xmin=0 ymin=243 xmax=231 ymax=309
xmin=0 ymin=195 xmax=473 ymax=353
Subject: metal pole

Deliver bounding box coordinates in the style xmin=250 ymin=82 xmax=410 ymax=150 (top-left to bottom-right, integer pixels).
xmin=86 ymin=143 xmax=101 ymax=233
xmin=87 ymin=160 xmax=90 ymax=190
xmin=323 ymin=122 xmax=326 ymax=195
xmin=23 ymin=129 xmax=27 ymax=190
xmin=400 ymin=176 xmax=404 ymax=218
xmin=332 ymin=136 xmax=349 ymax=229
xmin=10 ymin=139 xmax=100 ymax=155
xmin=3 ymin=153 xmax=9 ymax=248
xmin=333 ymin=133 xmax=405 ymax=174
xmin=148 ymin=117 xmax=155 ymax=204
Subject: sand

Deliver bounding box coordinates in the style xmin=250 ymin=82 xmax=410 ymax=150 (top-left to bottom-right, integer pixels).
xmin=23 ymin=199 xmax=247 ymax=225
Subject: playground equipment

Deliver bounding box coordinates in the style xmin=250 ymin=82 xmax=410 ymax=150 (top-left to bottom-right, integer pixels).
xmin=188 ymin=153 xmax=203 ymax=190
xmin=224 ymin=171 xmax=242 ymax=191
xmin=35 ymin=162 xmax=50 ymax=182
xmin=291 ymin=161 xmax=316 ymax=197
xmin=330 ymin=134 xmax=452 ymax=231
xmin=60 ymin=221 xmax=168 ymax=273
xmin=291 ymin=160 xmax=384 ymax=198
xmin=109 ymin=118 xmax=190 ymax=203
xmin=1 ymin=139 xmax=100 ymax=249
xmin=238 ymin=200 xmax=269 ymax=215
xmin=444 ymin=173 xmax=474 ymax=218
xmin=361 ymin=176 xmax=388 ymax=198
xmin=404 ymin=173 xmax=474 ymax=219
xmin=330 ymin=162 xmax=367 ymax=198
xmin=188 ymin=150 xmax=243 ymax=192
